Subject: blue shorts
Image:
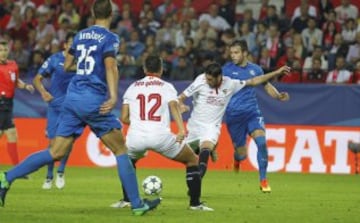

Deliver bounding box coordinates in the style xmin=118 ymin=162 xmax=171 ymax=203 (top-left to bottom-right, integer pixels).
xmin=225 ymin=113 xmax=265 ymax=149
xmin=46 ymin=105 xmax=62 ymax=139
xmin=55 ymin=95 xmax=122 ymax=138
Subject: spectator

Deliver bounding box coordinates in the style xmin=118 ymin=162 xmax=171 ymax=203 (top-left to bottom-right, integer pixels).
xmin=301 ymin=17 xmax=323 ymax=54
xmin=57 ymin=18 xmax=71 ymax=44
xmin=218 ymin=0 xmax=235 ymax=26
xmin=327 ymin=33 xmax=349 ymax=70
xmin=156 ymin=15 xmax=176 ymax=50
xmin=346 ymin=31 xmax=360 ymax=64
xmin=234 ymin=8 xmax=257 ymax=33
xmin=303 ymin=45 xmax=328 ymax=71
xmin=322 ymin=21 xmax=338 ymax=50
xmin=265 ymin=24 xmax=284 ymax=69
xmin=57 ymin=0 xmax=80 ymax=30
xmin=318 ymin=0 xmax=334 ymax=26
xmin=341 ymin=18 xmax=357 ymax=44
xmin=335 ymin=0 xmax=358 ymax=24
xmin=155 ymin=0 xmax=177 ymax=22
xmin=303 ymin=58 xmax=327 ymax=83
xmin=177 ymin=0 xmax=195 ymax=24
xmin=258 ymin=0 xmax=269 ymax=21
xmin=15 ymin=0 xmax=35 ymax=17
xmin=35 ymin=11 xmax=55 ymax=44
xmin=262 ymin=5 xmax=279 ymax=27
xmin=193 ymin=19 xmax=217 ymax=48
xmin=291 ymin=3 xmax=310 ymax=33
xmin=139 ymin=0 xmax=153 ymax=19
xmin=8 ymin=38 xmax=30 ymax=74
xmin=175 ymin=20 xmax=196 ymax=48
xmin=116 ymin=8 xmax=134 ymax=41
xmin=136 ymin=17 xmax=156 ymax=43
xmin=258 ymin=47 xmax=272 ymax=73
xmin=170 ymin=56 xmax=194 ymax=80
xmin=291 ymin=0 xmax=317 ymax=21
xmin=25 ymin=50 xmax=45 ymax=78
xmin=238 ymin=22 xmax=257 ymax=58
xmin=126 ymin=30 xmax=145 ymax=60
xmin=321 ymin=10 xmax=341 ymax=33
xmin=198 ymin=3 xmax=230 ymax=31
xmin=22 ymin=6 xmax=37 ymax=29
xmin=255 ymin=22 xmax=268 ymax=50
xmin=146 ymin=10 xmax=161 ymax=33
xmin=277 ymin=46 xmax=302 ymax=68
xmin=326 ymin=56 xmax=353 ymax=83
xmin=278 ymin=59 xmax=302 ymax=83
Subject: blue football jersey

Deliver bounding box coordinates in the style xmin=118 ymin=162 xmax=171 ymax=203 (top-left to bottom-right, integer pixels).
xmin=37 ymin=51 xmax=75 ymax=107
xmin=68 ymin=25 xmax=120 ymax=96
xmin=222 ymin=62 xmax=264 ymax=116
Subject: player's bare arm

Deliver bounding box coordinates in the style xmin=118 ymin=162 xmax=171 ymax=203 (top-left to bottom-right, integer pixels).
xmin=120 ymin=104 xmax=130 ymax=125
xmin=246 ymin=66 xmax=291 ymax=86
xmin=33 ymin=74 xmax=53 ymax=102
xmin=17 ymin=78 xmax=34 ymax=93
xmin=177 ymin=93 xmax=190 ymax=113
xmin=264 ymin=82 xmax=290 ymax=101
xmin=100 ymin=57 xmax=119 ymax=114
xmin=169 ymin=100 xmax=186 ymax=143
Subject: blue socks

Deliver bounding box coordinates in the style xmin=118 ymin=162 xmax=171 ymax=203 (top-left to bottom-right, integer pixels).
xmin=6 ymin=149 xmax=54 ymax=183
xmin=46 ymin=151 xmax=70 ymax=179
xmin=254 ymin=136 xmax=268 ymax=181
xmin=116 ymin=154 xmax=142 ymax=209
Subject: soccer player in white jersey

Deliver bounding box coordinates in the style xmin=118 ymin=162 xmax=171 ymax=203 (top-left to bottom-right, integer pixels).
xmin=111 ymin=55 xmax=213 ymax=211
xmin=178 ymin=63 xmax=290 ymax=180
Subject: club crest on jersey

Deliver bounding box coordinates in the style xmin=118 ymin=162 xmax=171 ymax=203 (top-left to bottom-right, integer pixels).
xmin=249 ymin=70 xmax=256 ymax=76
xmin=9 ymin=71 xmax=16 ymax=81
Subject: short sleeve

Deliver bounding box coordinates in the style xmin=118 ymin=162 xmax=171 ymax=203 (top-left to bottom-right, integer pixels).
xmin=182 ymin=74 xmax=204 ymax=97
xmin=37 ymin=57 xmax=53 ymax=77
xmin=166 ymin=84 xmax=178 ymax=102
xmin=103 ymin=34 xmax=120 ymax=58
xmin=232 ymin=79 xmax=246 ymax=93
xmin=122 ymin=85 xmax=132 ymax=104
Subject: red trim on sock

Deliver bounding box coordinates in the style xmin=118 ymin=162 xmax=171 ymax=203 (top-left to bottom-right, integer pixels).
xmin=7 ymin=142 xmax=19 ymax=164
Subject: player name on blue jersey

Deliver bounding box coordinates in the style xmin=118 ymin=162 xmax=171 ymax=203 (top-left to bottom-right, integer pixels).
xmin=79 ymin=30 xmax=105 ymax=43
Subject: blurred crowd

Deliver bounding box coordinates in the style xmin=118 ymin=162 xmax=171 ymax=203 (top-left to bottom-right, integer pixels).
xmin=1 ymin=0 xmax=360 ymax=84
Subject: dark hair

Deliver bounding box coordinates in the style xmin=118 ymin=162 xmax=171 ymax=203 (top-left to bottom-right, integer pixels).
xmin=93 ymin=0 xmax=112 ymax=19
xmin=144 ymin=54 xmax=162 ymax=73
xmin=205 ymin=63 xmax=222 ymax=78
xmin=65 ymin=31 xmax=76 ymax=42
xmin=230 ymin=40 xmax=248 ymax=52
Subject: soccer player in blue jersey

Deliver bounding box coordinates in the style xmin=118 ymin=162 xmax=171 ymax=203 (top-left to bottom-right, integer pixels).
xmin=0 ymin=0 xmax=160 ymax=215
xmin=33 ymin=32 xmax=76 ymax=190
xmin=222 ymin=40 xmax=290 ymax=192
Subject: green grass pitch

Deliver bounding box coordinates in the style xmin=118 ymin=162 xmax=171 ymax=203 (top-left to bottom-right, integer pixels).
xmin=0 ymin=166 xmax=359 ymax=223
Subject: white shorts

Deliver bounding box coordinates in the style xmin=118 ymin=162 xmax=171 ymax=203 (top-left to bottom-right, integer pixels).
xmin=126 ymin=129 xmax=184 ymax=160
xmin=185 ymin=121 xmax=221 ymax=146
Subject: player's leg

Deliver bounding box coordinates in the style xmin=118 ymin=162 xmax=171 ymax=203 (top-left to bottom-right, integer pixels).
xmin=0 ymin=136 xmax=74 ymax=207
xmin=4 ymin=127 xmax=19 ymax=165
xmin=100 ymin=129 xmax=160 ymax=214
xmin=250 ymin=129 xmax=271 ymax=192
xmin=42 ymin=107 xmax=58 ymax=189
xmin=225 ymin=116 xmax=248 ymax=172
xmin=55 ymin=144 xmax=72 ymax=189
xmin=110 ymin=158 xmax=137 ymax=208
xmin=198 ymin=141 xmax=216 ymax=178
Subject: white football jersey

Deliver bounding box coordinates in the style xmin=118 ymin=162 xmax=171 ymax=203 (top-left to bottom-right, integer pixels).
xmin=183 ymin=73 xmax=246 ymax=128
xmin=123 ymin=76 xmax=178 ymax=133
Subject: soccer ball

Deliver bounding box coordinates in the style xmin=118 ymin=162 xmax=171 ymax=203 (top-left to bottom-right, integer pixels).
xmin=142 ymin=175 xmax=162 ymax=195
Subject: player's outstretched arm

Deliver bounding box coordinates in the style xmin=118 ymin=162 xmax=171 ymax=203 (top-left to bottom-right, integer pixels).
xmin=246 ymin=66 xmax=291 ymax=86
xmin=169 ymin=100 xmax=186 ymax=142
xmin=33 ymin=74 xmax=53 ymax=102
xmin=264 ymin=82 xmax=290 ymax=101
